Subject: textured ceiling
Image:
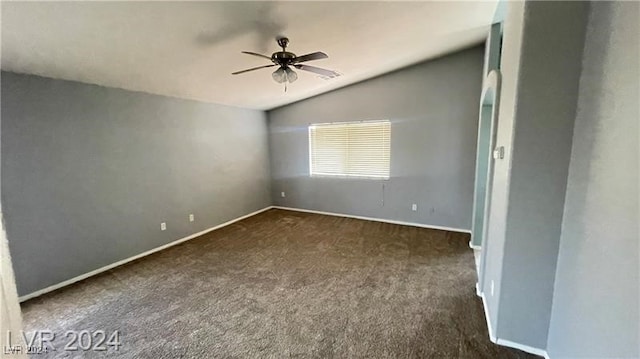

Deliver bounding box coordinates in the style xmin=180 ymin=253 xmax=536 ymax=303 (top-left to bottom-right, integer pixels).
xmin=1 ymin=1 xmax=497 ymax=110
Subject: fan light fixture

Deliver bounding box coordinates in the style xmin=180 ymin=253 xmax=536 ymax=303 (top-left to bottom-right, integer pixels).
xmin=272 ymin=66 xmax=298 ymax=84
xmin=284 ymin=67 xmax=298 ymax=83
xmin=272 ymin=68 xmax=286 ymax=83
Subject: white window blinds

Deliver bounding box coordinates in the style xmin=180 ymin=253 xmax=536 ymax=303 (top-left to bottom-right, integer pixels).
xmin=309 ymin=120 xmax=391 ymax=179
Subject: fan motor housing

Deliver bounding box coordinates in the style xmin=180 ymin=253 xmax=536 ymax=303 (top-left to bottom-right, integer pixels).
xmin=272 ymin=51 xmax=296 ymax=66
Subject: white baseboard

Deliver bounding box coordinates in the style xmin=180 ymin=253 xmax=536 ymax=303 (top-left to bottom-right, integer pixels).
xmin=18 ymin=206 xmax=274 ymax=302
xmin=469 ymin=242 xmax=481 ymax=250
xmin=480 ymin=292 xmax=497 ymax=343
xmin=480 ymin=290 xmax=550 ymax=358
xmin=19 ymin=204 xmax=550 ymax=359
xmin=497 ymin=338 xmax=549 ymax=358
xmin=272 ymin=206 xmax=471 ymax=234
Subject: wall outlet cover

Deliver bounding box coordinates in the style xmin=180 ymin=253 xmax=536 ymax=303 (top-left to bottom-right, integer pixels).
xmin=160 ymin=222 xmax=167 ymax=231
xmin=411 ymin=204 xmax=418 ymax=211
xmin=281 ymin=192 xmax=286 ymax=198
xmin=189 ymin=214 xmax=194 ymax=222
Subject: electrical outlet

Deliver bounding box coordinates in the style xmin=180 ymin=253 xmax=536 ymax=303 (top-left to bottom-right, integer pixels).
xmin=189 ymin=214 xmax=194 ymax=222
xmin=411 ymin=204 xmax=418 ymax=211
xmin=281 ymin=191 xmax=286 ymax=198
xmin=160 ymin=222 xmax=167 ymax=231
xmin=491 ymin=280 xmax=495 ymax=296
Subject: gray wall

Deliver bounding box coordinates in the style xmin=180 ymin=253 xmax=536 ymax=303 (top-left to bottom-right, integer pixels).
xmin=480 ymin=1 xmax=589 ymax=349
xmin=480 ymin=0 xmax=525 ymax=334
xmin=268 ymin=46 xmax=484 ymax=231
xmin=1 ymin=72 xmax=271 ymax=296
xmin=547 ymin=2 xmax=639 ymax=357
xmin=497 ymin=1 xmax=588 ymax=349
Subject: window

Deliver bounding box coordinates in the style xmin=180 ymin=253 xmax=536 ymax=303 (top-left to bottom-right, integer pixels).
xmin=309 ymin=120 xmax=391 ymax=179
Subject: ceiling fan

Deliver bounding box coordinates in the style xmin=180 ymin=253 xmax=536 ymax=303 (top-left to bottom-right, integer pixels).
xmin=232 ymin=37 xmax=340 ymax=86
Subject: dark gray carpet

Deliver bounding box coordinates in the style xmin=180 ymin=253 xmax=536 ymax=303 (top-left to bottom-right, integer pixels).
xmin=21 ymin=209 xmax=537 ymax=358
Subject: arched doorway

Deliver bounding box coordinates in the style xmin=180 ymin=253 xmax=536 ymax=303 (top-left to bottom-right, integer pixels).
xmin=472 ymin=70 xmax=502 ymax=292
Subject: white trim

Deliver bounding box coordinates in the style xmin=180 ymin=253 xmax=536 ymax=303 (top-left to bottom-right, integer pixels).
xmin=480 ymin=289 xmax=550 ymax=358
xmin=310 ymin=119 xmax=390 ymax=126
xmin=272 ymin=206 xmax=471 ymax=234
xmin=480 ymin=292 xmax=497 ymax=343
xmin=496 ymin=338 xmax=549 ymax=358
xmin=308 ymin=120 xmax=391 ymax=179
xmin=469 ymin=242 xmax=481 ymax=250
xmin=1 ymin=211 xmax=29 ymax=358
xmin=19 ymin=204 xmax=550 ymax=359
xmin=473 ymin=249 xmax=482 ymax=278
xmin=309 ymin=173 xmax=390 ymax=180
xmin=18 ymin=206 xmax=274 ymax=302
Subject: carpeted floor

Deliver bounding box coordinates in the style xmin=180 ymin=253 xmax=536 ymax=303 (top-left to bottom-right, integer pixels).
xmin=21 ymin=209 xmax=537 ymax=358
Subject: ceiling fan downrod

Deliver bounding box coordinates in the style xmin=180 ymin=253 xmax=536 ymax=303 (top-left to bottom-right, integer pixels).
xmin=277 ymin=37 xmax=289 ymax=52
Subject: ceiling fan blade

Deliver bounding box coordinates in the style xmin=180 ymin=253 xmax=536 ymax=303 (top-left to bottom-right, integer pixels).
xmin=232 ymin=64 xmax=276 ymax=75
xmin=241 ymin=51 xmax=272 ymax=60
xmin=292 ymin=52 xmax=328 ymax=63
xmin=294 ymin=64 xmax=339 ymax=78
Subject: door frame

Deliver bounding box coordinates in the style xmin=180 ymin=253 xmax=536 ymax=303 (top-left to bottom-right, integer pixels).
xmin=477 ymin=70 xmax=502 ymax=294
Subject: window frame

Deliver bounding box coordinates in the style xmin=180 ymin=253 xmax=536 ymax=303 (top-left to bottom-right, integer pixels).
xmin=308 ymin=120 xmax=391 ymax=180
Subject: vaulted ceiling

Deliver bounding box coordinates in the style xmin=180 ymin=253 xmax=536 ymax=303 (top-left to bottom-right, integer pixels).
xmin=1 ymin=1 xmax=497 ymax=110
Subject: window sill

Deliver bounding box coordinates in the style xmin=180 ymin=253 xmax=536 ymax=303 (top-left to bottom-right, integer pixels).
xmin=310 ymin=174 xmax=390 ymax=181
